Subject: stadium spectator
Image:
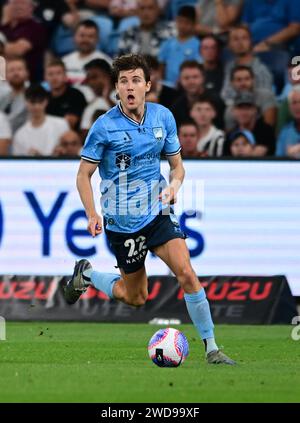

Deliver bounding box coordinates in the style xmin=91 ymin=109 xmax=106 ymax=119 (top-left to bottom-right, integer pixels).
xmin=242 ymin=0 xmax=300 ymax=92
xmin=0 ymin=111 xmax=12 ymax=155
xmin=158 ymin=6 xmax=201 ymax=87
xmin=145 ymin=55 xmax=179 ymax=109
xmin=276 ymin=62 xmax=300 ymax=133
xmin=0 ymin=0 xmax=47 ymax=80
xmin=178 ymin=120 xmax=202 ymax=159
xmin=45 ymin=59 xmax=87 ymax=130
xmin=171 ymin=60 xmax=225 ymax=128
xmin=190 ymin=96 xmax=225 ymax=156
xmin=195 ymin=0 xmax=242 ymax=37
xmin=242 ymin=0 xmax=300 ymax=52
xmin=276 ymin=87 xmax=300 ymax=158
xmin=12 ymin=85 xmax=69 ymax=156
xmin=61 ymin=0 xmax=110 ymax=28
xmin=80 ymin=59 xmax=115 ymax=135
xmin=223 ymin=65 xmax=277 ymax=131
xmin=225 ymin=91 xmax=276 ymax=156
xmin=53 ymin=129 xmax=82 ymax=157
xmin=62 ymin=20 xmax=112 ymax=88
xmin=278 ymin=60 xmax=300 ymax=101
xmin=222 ymin=25 xmax=273 ymax=101
xmin=200 ymin=34 xmax=224 ymax=94
xmin=0 ymin=57 xmax=28 ymax=133
xmin=118 ymin=0 xmax=176 ymax=56
xmin=33 ymin=0 xmax=66 ymax=36
xmin=109 ymin=0 xmax=137 ymax=19
xmin=227 ymin=129 xmax=255 ymax=157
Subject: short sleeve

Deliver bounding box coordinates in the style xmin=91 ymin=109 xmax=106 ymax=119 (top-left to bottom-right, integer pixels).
xmin=162 ymin=109 xmax=181 ymax=156
xmin=81 ymin=120 xmax=108 ymax=163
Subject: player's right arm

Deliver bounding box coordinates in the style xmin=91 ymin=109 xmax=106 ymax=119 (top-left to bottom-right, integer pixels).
xmin=77 ymin=159 xmax=102 ymax=237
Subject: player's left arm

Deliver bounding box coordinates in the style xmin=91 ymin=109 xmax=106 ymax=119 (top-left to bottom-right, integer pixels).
xmin=159 ymin=153 xmax=185 ymax=205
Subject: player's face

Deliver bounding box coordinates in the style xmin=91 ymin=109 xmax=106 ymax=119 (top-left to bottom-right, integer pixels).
xmin=116 ymin=68 xmax=151 ymax=114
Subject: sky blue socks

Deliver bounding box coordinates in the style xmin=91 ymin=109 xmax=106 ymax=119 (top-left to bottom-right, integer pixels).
xmin=83 ymin=269 xmax=119 ymax=299
xmin=184 ymin=288 xmax=218 ymax=354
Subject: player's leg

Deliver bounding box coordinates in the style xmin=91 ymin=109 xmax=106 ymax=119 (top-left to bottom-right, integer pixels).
xmin=153 ymin=238 xmax=235 ymax=365
xmin=64 ymin=259 xmax=148 ymax=307
xmin=115 ymin=267 xmax=148 ymax=306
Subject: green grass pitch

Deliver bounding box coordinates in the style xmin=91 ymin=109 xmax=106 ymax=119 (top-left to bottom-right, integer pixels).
xmin=0 ymin=322 xmax=299 ymax=403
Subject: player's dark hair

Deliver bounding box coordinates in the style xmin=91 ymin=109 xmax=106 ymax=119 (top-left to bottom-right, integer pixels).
xmin=230 ymin=65 xmax=254 ymax=81
xmin=180 ymin=60 xmax=205 ymax=75
xmin=112 ymin=54 xmax=151 ymax=83
xmin=25 ymin=84 xmax=50 ymax=102
xmin=75 ymin=19 xmax=99 ymax=34
xmin=177 ymin=5 xmax=196 ymax=22
xmin=84 ymin=58 xmax=112 ymax=76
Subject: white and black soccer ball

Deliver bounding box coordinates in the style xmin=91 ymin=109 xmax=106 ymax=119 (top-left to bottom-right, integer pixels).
xmin=148 ymin=328 xmax=189 ymax=367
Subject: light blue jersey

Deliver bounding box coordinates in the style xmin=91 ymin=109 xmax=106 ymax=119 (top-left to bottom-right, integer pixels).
xmin=81 ymin=102 xmax=181 ymax=233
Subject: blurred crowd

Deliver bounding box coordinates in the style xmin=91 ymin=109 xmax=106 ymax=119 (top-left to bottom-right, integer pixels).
xmin=0 ymin=0 xmax=300 ymax=158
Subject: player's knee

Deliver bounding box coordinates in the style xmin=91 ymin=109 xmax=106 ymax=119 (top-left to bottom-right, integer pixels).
xmin=176 ymin=265 xmax=198 ymax=291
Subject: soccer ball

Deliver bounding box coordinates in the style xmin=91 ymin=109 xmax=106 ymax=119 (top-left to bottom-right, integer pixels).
xmin=148 ymin=327 xmax=189 ymax=367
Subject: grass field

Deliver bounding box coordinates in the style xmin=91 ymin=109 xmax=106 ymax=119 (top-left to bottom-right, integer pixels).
xmin=0 ymin=322 xmax=299 ymax=403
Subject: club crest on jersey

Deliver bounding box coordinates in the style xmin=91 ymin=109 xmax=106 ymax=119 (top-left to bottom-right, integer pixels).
xmin=153 ymin=127 xmax=163 ymax=141
xmin=116 ymin=153 xmax=131 ymax=171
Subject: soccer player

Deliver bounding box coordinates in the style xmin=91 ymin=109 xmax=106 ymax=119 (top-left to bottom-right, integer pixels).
xmin=64 ymin=54 xmax=235 ymax=365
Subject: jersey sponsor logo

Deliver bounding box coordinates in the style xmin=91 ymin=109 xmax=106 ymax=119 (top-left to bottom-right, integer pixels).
xmin=153 ymin=127 xmax=163 ymax=141
xmin=115 ymin=153 xmax=131 ymax=171
xmin=132 ymin=151 xmax=161 ymax=166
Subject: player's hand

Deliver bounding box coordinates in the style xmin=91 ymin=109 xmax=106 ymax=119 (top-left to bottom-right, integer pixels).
xmin=87 ymin=214 xmax=103 ymax=237
xmin=159 ymin=186 xmax=177 ymax=205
